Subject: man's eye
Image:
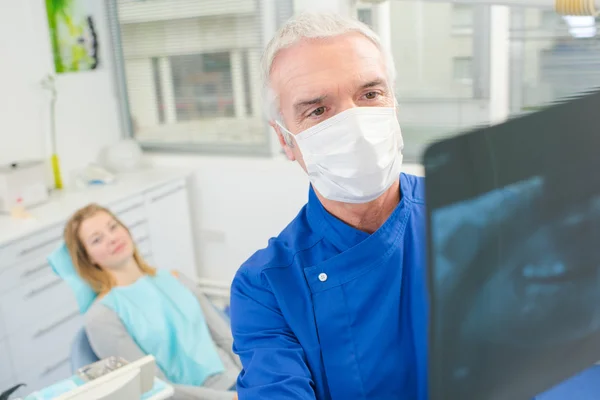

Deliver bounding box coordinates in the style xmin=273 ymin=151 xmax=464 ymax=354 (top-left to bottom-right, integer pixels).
xmin=310 ymin=107 xmax=326 ymax=117
xmin=365 ymin=91 xmax=379 ymax=100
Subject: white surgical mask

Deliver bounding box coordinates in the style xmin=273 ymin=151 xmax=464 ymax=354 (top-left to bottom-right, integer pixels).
xmin=278 ymin=107 xmax=403 ymax=203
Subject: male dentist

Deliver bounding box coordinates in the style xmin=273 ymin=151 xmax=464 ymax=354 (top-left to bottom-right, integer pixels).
xmin=230 ymin=12 xmax=428 ymax=400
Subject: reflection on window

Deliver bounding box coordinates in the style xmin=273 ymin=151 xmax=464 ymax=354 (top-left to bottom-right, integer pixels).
xmin=151 ymin=57 xmax=165 ymax=124
xmin=389 ymin=1 xmax=482 ymax=161
xmin=540 ymin=40 xmax=600 ymax=100
xmin=452 ymin=4 xmax=474 ymax=29
xmin=357 ymin=8 xmax=373 ymax=28
xmin=540 ymin=10 xmax=560 ymax=29
xmin=241 ymin=50 xmax=253 ymax=116
xmin=171 ymin=53 xmax=234 ymax=121
xmin=453 ymin=57 xmax=473 ymax=82
xmin=513 ymin=9 xmax=600 ymax=114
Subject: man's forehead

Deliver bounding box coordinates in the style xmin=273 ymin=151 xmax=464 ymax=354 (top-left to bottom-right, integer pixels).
xmin=270 ymin=33 xmax=387 ymax=97
xmin=286 ymin=70 xmax=387 ymax=107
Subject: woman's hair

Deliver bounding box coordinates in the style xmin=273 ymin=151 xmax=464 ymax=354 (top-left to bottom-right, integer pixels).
xmin=64 ymin=203 xmax=156 ymax=295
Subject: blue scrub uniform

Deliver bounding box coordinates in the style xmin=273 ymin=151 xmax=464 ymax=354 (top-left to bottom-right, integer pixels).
xmin=230 ymin=173 xmax=428 ymax=400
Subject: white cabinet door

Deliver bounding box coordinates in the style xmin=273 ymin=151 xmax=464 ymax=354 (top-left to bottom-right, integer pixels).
xmin=145 ymin=180 xmax=198 ymax=279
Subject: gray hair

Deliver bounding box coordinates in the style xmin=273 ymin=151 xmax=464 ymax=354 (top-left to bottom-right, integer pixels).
xmin=262 ymin=12 xmax=397 ymax=124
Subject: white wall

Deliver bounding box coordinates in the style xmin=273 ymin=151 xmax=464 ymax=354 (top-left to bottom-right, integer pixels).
xmin=0 ymin=1 xmax=46 ymax=167
xmin=0 ymin=0 xmax=122 ymax=184
xmin=145 ymin=154 xmax=307 ymax=282
xmin=146 ymin=153 xmax=424 ymax=282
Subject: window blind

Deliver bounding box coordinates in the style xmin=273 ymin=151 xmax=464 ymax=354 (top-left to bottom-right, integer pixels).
xmin=107 ymin=0 xmax=293 ymax=154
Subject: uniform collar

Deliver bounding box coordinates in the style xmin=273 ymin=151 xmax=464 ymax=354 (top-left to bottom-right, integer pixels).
xmin=307 ymin=186 xmax=370 ymax=252
xmin=304 ymin=174 xmax=412 ymax=293
xmin=307 ymin=175 xmax=409 ymax=250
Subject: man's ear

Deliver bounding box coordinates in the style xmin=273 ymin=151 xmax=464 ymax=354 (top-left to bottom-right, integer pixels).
xmin=270 ymin=120 xmax=296 ymax=161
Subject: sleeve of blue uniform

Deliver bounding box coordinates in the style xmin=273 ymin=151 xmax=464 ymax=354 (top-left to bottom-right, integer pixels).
xmin=230 ymin=267 xmax=316 ymax=399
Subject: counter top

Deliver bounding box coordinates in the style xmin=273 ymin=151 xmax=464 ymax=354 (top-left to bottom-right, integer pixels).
xmin=0 ymin=167 xmax=192 ymax=246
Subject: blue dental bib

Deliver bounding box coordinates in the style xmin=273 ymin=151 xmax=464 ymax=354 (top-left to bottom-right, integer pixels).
xmin=101 ymin=269 xmax=225 ymax=385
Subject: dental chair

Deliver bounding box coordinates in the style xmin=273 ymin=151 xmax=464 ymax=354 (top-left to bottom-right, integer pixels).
xmin=47 ymin=241 xmax=232 ymax=376
xmin=71 ymin=328 xmax=100 ymax=372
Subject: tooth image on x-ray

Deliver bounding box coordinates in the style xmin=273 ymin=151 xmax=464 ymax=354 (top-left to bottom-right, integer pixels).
xmin=430 ymin=177 xmax=600 ymax=399
xmin=424 ymin=89 xmax=600 ymax=400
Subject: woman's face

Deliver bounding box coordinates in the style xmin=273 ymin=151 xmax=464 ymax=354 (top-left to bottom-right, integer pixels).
xmin=79 ymin=211 xmax=134 ymax=271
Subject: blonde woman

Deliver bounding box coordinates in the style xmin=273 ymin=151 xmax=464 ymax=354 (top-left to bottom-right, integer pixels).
xmin=64 ymin=204 xmax=239 ymax=400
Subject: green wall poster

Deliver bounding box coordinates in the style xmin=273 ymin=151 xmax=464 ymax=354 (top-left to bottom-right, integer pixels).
xmin=46 ymin=0 xmax=99 ymax=73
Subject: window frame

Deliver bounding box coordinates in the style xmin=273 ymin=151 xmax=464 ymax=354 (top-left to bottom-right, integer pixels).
xmin=106 ymin=0 xmax=282 ymax=157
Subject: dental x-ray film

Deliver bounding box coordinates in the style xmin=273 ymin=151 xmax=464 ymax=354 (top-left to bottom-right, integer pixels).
xmin=424 ymin=89 xmax=600 ymax=400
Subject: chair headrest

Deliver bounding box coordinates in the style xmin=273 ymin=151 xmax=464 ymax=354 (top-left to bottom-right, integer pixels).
xmin=48 ymin=242 xmax=98 ymax=314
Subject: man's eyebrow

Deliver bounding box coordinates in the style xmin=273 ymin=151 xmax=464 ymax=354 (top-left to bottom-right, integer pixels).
xmin=291 ymin=79 xmax=386 ymax=113
xmin=293 ymin=95 xmax=327 ymax=113
xmin=360 ymin=79 xmax=386 ymax=89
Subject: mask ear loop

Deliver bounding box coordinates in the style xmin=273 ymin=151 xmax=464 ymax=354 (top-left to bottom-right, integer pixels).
xmin=275 ymin=120 xmax=296 ymax=148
